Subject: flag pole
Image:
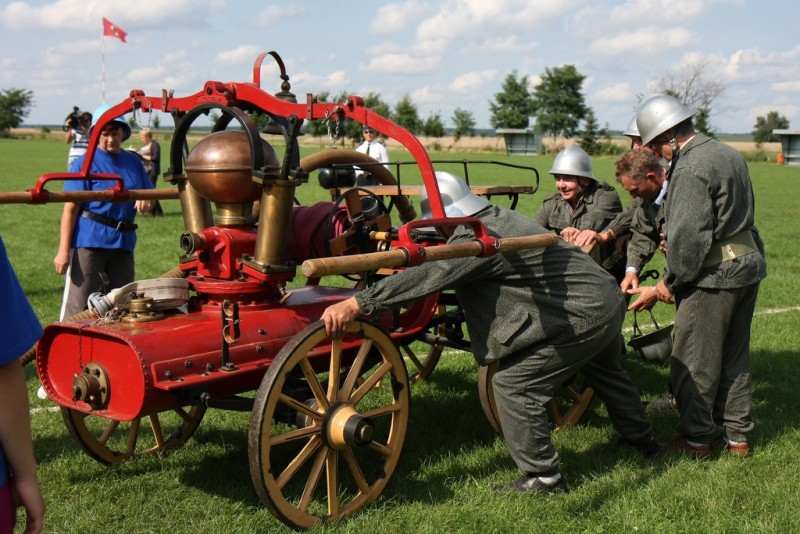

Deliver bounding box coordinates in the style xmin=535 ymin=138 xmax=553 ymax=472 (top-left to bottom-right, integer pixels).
xmin=101 ymin=21 xmax=106 ymax=104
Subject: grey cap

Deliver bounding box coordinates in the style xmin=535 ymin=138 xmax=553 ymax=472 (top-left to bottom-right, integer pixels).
xmin=549 ymin=145 xmax=595 ymax=181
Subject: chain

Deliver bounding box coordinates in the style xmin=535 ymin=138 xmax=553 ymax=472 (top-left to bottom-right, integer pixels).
xmin=133 ymin=107 xmax=153 ymax=130
xmin=324 ymin=108 xmax=343 ymax=145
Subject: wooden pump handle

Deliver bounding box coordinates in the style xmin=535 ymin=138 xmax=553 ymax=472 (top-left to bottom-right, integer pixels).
xmin=302 ymin=233 xmax=559 ymax=278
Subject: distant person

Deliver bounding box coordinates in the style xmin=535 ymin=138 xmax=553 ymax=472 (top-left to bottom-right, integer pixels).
xmin=355 ymin=125 xmax=389 ymax=186
xmin=55 ymin=104 xmax=154 ymax=320
xmin=137 ymin=128 xmax=163 ymax=216
xmin=0 ymin=235 xmax=45 ymax=534
xmin=535 ymin=145 xmax=627 ymax=282
xmin=65 ymin=111 xmax=92 ymax=170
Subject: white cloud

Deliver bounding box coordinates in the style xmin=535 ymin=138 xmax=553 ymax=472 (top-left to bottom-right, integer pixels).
xmin=772 ymin=81 xmax=800 ymax=92
xmin=589 ymin=26 xmax=697 ymax=56
xmin=361 ymin=53 xmax=441 ymax=75
xmin=592 ymin=82 xmax=635 ymax=102
xmin=215 ymin=45 xmax=261 ymax=65
xmin=255 ymin=5 xmax=307 ymax=27
xmin=0 ymin=0 xmax=226 ymax=30
xmin=410 ymin=85 xmax=442 ymax=104
xmin=370 ymin=0 xmax=433 ymax=33
xmin=449 ymin=70 xmax=497 ymax=93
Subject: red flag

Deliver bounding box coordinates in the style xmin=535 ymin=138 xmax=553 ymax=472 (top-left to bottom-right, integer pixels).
xmin=102 ymin=17 xmax=127 ymax=43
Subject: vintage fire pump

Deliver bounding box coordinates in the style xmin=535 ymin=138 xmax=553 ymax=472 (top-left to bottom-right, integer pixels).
xmin=3 ymin=51 xmax=581 ymax=529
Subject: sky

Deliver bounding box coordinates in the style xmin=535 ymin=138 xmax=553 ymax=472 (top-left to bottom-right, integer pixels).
xmin=1 ymin=0 xmax=799 ymax=134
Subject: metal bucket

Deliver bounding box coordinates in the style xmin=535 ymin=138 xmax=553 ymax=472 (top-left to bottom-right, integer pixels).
xmin=628 ymin=309 xmax=673 ymax=364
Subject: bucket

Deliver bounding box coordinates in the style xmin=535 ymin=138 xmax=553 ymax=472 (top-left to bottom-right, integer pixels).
xmin=628 ymin=309 xmax=673 ymax=364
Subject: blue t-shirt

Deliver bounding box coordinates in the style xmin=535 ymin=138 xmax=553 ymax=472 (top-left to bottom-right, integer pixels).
xmin=66 ymin=149 xmax=153 ymax=252
xmin=0 ymin=236 xmax=43 ymax=485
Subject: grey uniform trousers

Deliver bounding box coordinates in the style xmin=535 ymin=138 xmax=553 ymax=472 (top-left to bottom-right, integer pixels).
xmin=491 ymin=302 xmax=653 ymax=475
xmin=671 ymin=282 xmax=759 ymax=443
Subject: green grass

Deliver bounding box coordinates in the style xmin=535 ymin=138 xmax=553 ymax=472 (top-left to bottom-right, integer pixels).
xmin=2 ymin=136 xmax=800 ymax=532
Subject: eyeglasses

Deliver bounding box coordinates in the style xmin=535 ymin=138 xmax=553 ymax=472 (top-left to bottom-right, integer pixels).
xmin=647 ymin=136 xmax=668 ymax=150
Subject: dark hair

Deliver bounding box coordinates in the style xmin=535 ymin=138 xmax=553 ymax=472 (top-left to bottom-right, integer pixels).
xmin=614 ymin=150 xmax=661 ymax=184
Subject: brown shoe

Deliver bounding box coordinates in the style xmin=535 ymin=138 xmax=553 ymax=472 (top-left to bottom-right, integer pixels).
xmin=664 ymin=436 xmax=711 ymax=460
xmin=719 ymin=437 xmax=750 ymax=457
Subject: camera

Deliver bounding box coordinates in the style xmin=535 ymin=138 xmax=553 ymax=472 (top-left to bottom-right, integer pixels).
xmin=63 ymin=106 xmax=81 ymax=132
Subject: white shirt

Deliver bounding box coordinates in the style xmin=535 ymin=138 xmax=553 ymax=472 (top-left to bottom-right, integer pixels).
xmin=355 ymin=139 xmax=389 ymax=177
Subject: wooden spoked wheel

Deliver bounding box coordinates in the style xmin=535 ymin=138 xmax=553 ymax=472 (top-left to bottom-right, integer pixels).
xmin=478 ymin=363 xmax=595 ymax=434
xmin=61 ymin=404 xmax=207 ymax=465
xmin=248 ymin=320 xmax=410 ymax=530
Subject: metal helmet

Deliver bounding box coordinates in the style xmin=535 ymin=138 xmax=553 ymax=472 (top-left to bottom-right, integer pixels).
xmin=549 ymin=144 xmax=595 ymax=181
xmin=623 ymin=114 xmax=639 ymax=138
xmin=90 ymin=104 xmax=131 ymax=142
xmin=635 ymin=94 xmax=697 ymax=145
xmin=627 ymin=310 xmax=674 ymax=364
xmin=420 ymin=171 xmax=489 ymax=219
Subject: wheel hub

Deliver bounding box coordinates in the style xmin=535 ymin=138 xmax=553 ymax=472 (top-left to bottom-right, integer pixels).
xmin=72 ymin=362 xmax=110 ymax=409
xmin=323 ymin=403 xmax=373 ymax=449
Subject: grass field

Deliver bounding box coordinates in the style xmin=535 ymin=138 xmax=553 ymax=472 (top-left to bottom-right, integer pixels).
xmin=1 ymin=134 xmax=799 ymax=533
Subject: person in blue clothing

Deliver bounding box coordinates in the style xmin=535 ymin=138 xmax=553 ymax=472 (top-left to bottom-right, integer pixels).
xmin=0 ymin=235 xmax=45 ymax=534
xmin=54 ymin=105 xmax=154 ymax=319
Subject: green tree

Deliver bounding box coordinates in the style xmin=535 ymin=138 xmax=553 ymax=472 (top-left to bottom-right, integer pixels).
xmin=489 ymin=71 xmax=533 ymax=129
xmin=451 ymin=107 xmax=476 ymax=143
xmin=531 ymin=65 xmax=588 ymax=141
xmin=422 ymin=112 xmax=445 ymax=138
xmin=692 ymin=105 xmax=716 ymax=138
xmin=392 ymin=94 xmax=421 ymax=134
xmin=0 ymin=88 xmax=34 ymax=136
xmin=752 ymin=111 xmax=789 ymax=143
xmin=578 ymin=108 xmax=601 ymax=155
xmin=152 ymin=114 xmax=160 ymax=129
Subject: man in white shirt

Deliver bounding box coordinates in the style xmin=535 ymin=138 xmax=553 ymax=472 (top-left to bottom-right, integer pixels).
xmin=355 ymin=125 xmax=389 ymax=185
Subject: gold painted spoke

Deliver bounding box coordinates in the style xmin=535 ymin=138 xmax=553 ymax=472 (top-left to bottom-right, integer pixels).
xmin=299 ymin=357 xmax=331 ymax=411
xmin=326 ymin=449 xmax=340 ymax=517
xmin=279 ymin=393 xmax=322 ymax=422
xmin=299 ymin=446 xmax=329 ymax=512
xmin=400 ymin=344 xmax=424 ymax=371
xmin=173 ymin=406 xmax=194 ymax=424
xmin=339 ymin=339 xmax=373 ymax=402
xmin=149 ymin=414 xmax=165 ymax=448
xmin=276 ymin=435 xmax=323 ymax=490
xmin=360 ymin=403 xmax=402 ymax=419
xmin=367 ymin=440 xmax=393 ymax=458
xmin=269 ymin=424 xmax=320 ymax=447
xmin=126 ymin=418 xmax=142 ymax=456
xmin=327 ymin=338 xmax=342 ymax=401
xmin=341 ymin=447 xmax=370 ymax=493
xmin=349 ymin=360 xmax=392 ymax=405
xmin=98 ymin=419 xmax=120 ymax=446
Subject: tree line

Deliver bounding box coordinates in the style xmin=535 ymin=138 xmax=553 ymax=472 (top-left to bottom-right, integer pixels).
xmin=0 ymin=61 xmax=791 ymax=148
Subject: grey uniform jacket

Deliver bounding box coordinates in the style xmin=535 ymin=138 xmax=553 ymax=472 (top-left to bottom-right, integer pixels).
xmin=535 ymin=181 xmax=624 ymax=270
xmin=356 ymin=205 xmax=623 ymax=365
xmin=626 ymin=197 xmax=665 ymax=273
xmin=663 ymin=134 xmax=767 ymax=294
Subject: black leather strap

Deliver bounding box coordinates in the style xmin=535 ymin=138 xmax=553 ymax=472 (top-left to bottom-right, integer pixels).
xmin=81 ymin=210 xmax=138 ymax=232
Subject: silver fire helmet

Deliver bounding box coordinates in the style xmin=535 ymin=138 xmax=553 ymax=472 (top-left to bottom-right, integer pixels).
xmin=636 ymin=94 xmax=697 ymax=145
xmin=420 ymin=171 xmax=489 ymax=218
xmin=623 ymin=114 xmax=640 ymax=138
xmin=549 ymin=145 xmax=595 ymax=181
xmin=627 ymin=310 xmax=674 ymax=364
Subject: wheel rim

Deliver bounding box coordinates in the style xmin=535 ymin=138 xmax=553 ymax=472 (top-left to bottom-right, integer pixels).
xmin=248 ymin=320 xmax=409 ymax=530
xmin=477 ymin=364 xmax=595 ymax=434
xmin=61 ymin=404 xmax=207 ymax=465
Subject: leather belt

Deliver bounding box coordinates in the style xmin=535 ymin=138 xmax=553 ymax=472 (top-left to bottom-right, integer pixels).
xmin=702 ymin=230 xmax=757 ymax=268
xmin=81 ymin=210 xmax=138 ymax=232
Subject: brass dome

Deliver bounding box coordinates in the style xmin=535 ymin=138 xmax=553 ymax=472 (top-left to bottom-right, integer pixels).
xmin=185 ymin=130 xmax=279 ymax=204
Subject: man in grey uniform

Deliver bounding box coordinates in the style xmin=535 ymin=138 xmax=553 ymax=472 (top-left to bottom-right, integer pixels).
xmin=322 ymin=172 xmax=659 ymax=495
xmin=629 ymin=95 xmax=767 ymax=458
